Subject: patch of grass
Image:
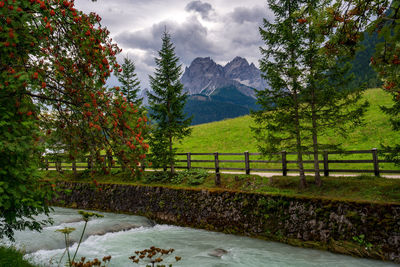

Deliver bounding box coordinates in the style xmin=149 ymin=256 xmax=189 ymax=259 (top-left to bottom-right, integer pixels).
xmin=43 ymin=170 xmax=400 ymax=204
xmin=0 ymin=246 xmax=38 ymax=267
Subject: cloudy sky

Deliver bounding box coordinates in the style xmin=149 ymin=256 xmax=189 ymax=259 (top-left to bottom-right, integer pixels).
xmin=75 ymin=0 xmax=273 ymax=89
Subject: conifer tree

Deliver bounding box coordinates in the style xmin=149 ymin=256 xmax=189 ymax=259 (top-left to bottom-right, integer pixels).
xmin=299 ymin=0 xmax=368 ymax=186
xmin=147 ymin=30 xmax=192 ymax=174
xmin=368 ymin=1 xmax=400 ymax=164
xmin=253 ymin=0 xmax=308 ymax=188
xmin=117 ymin=57 xmax=142 ymax=106
xmin=255 ymin=0 xmax=369 ymax=188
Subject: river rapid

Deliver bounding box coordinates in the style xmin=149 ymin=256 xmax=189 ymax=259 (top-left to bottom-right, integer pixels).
xmin=2 ymin=207 xmax=397 ymax=267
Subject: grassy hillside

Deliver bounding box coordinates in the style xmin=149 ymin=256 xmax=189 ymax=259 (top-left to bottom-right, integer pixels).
xmin=178 ymin=88 xmax=397 ymax=152
xmin=176 ymin=88 xmax=400 ymax=172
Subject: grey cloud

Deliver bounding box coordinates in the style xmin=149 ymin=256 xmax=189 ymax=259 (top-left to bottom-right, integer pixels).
xmin=115 ymin=17 xmax=219 ymax=66
xmin=114 ymin=16 xmax=221 ymax=88
xmin=75 ymin=0 xmax=272 ymax=90
xmin=185 ymin=1 xmax=213 ymax=19
xmin=230 ymin=6 xmax=269 ymax=24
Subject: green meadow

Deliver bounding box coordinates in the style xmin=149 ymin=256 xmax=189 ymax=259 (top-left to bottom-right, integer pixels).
xmin=175 ymin=88 xmax=400 ymax=173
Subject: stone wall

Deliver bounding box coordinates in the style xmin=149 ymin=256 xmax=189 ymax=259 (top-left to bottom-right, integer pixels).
xmin=53 ymin=181 xmax=400 ymax=263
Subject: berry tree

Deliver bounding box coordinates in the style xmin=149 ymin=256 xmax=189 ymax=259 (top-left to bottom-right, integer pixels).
xmin=0 ymin=0 xmax=149 ymax=239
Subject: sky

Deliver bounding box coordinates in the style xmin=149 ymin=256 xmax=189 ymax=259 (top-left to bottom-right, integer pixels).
xmin=75 ymin=0 xmax=273 ymax=89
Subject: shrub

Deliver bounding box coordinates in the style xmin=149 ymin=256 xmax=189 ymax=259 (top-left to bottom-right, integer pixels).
xmin=0 ymin=246 xmax=37 ymax=267
xmin=144 ymin=172 xmax=172 ymax=184
xmin=179 ymin=169 xmax=208 ymax=185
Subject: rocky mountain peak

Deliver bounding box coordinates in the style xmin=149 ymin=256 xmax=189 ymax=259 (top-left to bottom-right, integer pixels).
xmin=181 ymin=56 xmax=268 ymax=98
xmin=225 ymin=56 xmax=249 ymax=69
xmin=181 ymin=57 xmax=224 ymax=96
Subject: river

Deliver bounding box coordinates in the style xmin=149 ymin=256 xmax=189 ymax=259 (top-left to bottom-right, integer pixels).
xmin=2 ymin=207 xmax=397 ymax=267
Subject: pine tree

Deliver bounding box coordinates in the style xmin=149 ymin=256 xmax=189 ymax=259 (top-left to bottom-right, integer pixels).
xmin=254 ymin=0 xmax=369 ymax=188
xmin=253 ymin=0 xmax=308 ymax=188
xmin=117 ymin=57 xmax=142 ymax=106
xmin=299 ymin=0 xmax=368 ymax=186
xmin=368 ymin=1 xmax=400 ymax=165
xmin=147 ymin=30 xmax=192 ymax=174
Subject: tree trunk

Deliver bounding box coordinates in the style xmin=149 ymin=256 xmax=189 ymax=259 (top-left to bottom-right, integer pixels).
xmin=307 ymin=10 xmax=322 ymax=187
xmin=297 ymin=150 xmax=307 ymax=189
xmin=293 ymin=90 xmax=307 ymax=189
xmin=311 ymin=102 xmax=322 ymax=186
xmin=288 ymin=1 xmax=306 ymax=189
xmin=169 ymin=135 xmax=174 ymax=174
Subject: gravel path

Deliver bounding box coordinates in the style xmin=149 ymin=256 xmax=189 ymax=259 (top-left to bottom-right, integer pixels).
xmin=220 ymin=171 xmax=400 ymax=179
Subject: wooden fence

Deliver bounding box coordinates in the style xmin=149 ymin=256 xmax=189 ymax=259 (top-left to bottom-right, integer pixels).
xmin=42 ymin=148 xmax=400 ymax=178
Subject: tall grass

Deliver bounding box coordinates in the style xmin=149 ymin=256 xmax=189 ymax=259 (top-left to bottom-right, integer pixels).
xmin=0 ymin=246 xmax=37 ymax=267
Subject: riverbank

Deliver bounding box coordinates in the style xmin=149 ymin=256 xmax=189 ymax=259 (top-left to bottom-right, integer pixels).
xmin=51 ymin=178 xmax=400 ymax=263
xmin=0 ymin=246 xmax=37 ymax=267
xmin=42 ymin=171 xmax=400 ymax=204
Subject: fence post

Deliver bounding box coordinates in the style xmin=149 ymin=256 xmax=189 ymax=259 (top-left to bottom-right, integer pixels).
xmin=323 ymin=151 xmax=329 ymax=177
xmin=186 ymin=152 xmax=192 ymax=169
xmin=214 ymin=152 xmax=221 ymax=186
xmin=72 ymin=160 xmax=77 ymax=174
xmin=103 ymin=155 xmax=107 ymax=168
xmin=141 ymin=162 xmax=146 ymax=172
xmin=45 ymin=158 xmax=49 ymax=171
xmin=244 ymin=151 xmax=250 ymax=175
xmin=56 ymin=159 xmax=62 ymax=172
xmin=87 ymin=156 xmax=92 ymax=170
xmin=107 ymin=151 xmax=113 ymax=168
xmin=372 ymin=148 xmax=380 ymax=177
xmin=281 ymin=151 xmax=287 ymax=176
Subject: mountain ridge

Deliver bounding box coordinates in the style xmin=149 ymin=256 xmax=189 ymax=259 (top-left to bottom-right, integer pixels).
xmin=180 ymin=56 xmax=268 ymax=98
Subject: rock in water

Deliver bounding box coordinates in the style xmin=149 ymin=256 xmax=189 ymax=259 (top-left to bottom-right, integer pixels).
xmin=208 ymin=248 xmax=228 ymax=258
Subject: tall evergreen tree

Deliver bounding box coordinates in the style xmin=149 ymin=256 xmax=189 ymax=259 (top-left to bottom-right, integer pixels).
xmin=299 ymin=0 xmax=368 ymax=186
xmin=116 ymin=57 xmax=142 ymax=106
xmin=368 ymin=1 xmax=400 ymax=164
xmin=147 ymin=31 xmax=192 ymax=174
xmin=253 ymin=0 xmax=308 ymax=188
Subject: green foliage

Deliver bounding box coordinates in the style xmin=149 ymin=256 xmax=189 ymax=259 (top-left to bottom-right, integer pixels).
xmin=116 ymin=57 xmax=142 ymax=106
xmin=352 ymin=234 xmax=373 ymax=250
xmin=324 ymin=1 xmax=400 ymax=165
xmin=144 ymin=171 xmax=172 ymax=184
xmin=368 ymin=1 xmax=400 ymax=94
xmin=0 ymin=246 xmax=38 ymax=267
xmin=49 ymin=170 xmax=400 ymax=203
xmin=0 ymin=92 xmax=54 ymax=240
xmin=349 ymin=32 xmax=382 ymax=88
xmin=254 ymin=0 xmax=311 ymax=187
xmin=78 ymin=210 xmax=104 ymax=222
xmin=298 ymin=0 xmax=369 ymax=184
xmin=369 ymin=3 xmax=400 ymax=165
xmin=0 ymin=0 xmax=150 ymax=239
xmin=170 ymin=173 xmax=185 ymax=184
xmin=181 ymin=169 xmax=208 ymax=185
xmin=147 ymin=30 xmax=192 ymax=173
xmin=144 ymin=169 xmax=208 ymax=185
xmin=255 ymin=0 xmax=370 ymax=188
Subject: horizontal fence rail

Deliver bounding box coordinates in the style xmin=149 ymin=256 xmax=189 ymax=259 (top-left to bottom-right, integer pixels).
xmin=41 ymin=148 xmax=400 ymax=177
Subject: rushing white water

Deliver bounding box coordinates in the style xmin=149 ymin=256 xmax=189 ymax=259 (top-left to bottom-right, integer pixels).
xmin=2 ymin=207 xmax=397 ymax=267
